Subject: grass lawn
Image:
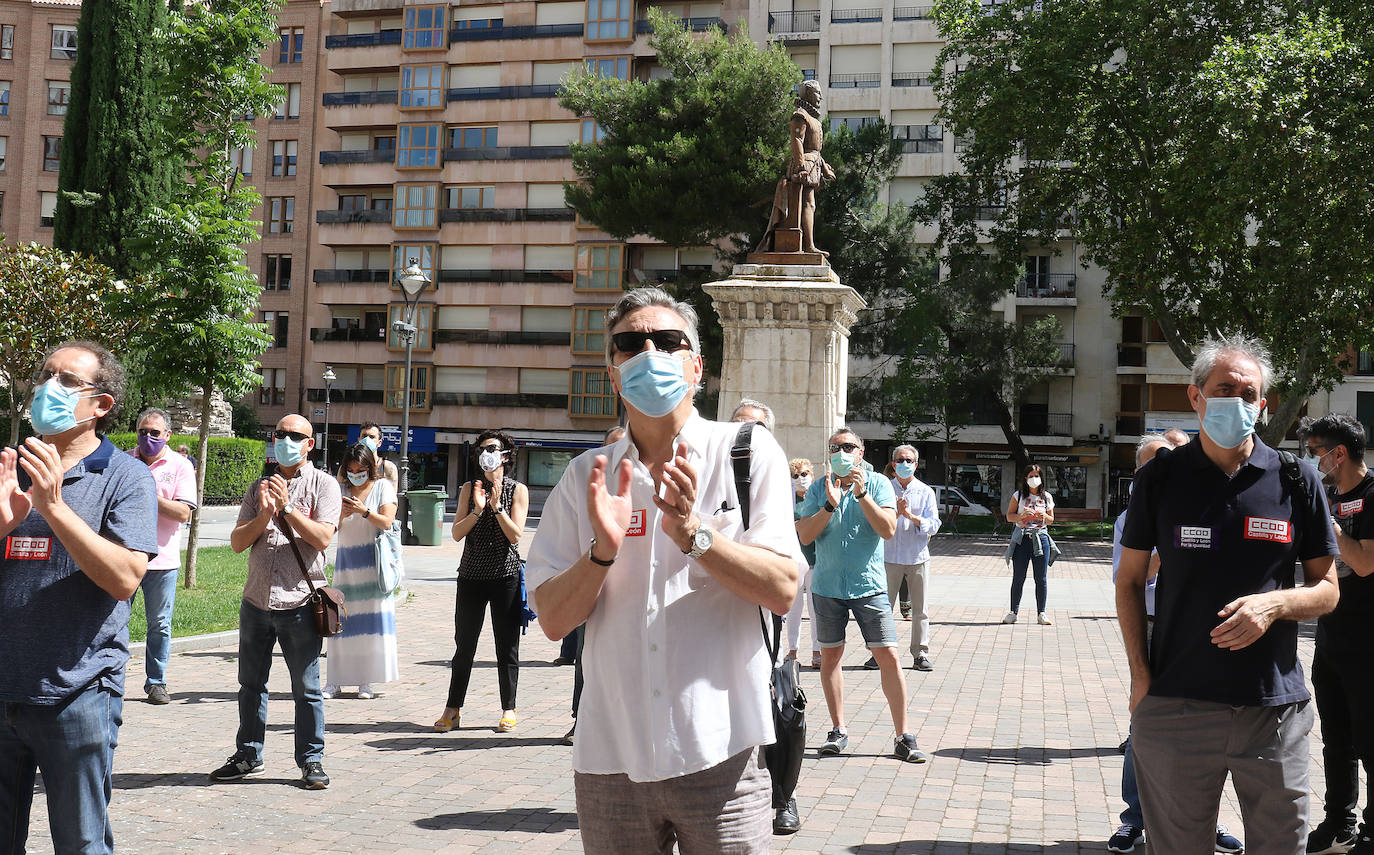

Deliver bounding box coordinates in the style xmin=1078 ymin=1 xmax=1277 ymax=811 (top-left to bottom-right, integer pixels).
xmin=128 ymin=546 xmax=248 ymax=643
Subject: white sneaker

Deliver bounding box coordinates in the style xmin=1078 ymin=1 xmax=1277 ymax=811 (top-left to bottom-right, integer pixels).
xmin=357 ymin=684 xmax=375 ymax=699
xmin=1037 ymin=612 xmax=1053 ymax=625
xmin=321 ymin=684 xmax=339 ymax=699
xmin=1002 ymin=611 xmax=1018 ymax=624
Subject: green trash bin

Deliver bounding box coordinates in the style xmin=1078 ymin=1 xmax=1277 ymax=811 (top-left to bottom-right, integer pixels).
xmin=407 ymin=490 xmax=447 ymax=546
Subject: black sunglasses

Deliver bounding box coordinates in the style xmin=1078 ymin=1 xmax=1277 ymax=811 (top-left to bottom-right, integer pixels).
xmin=273 ymin=429 xmax=310 ymax=442
xmin=136 ymin=428 xmax=166 ymax=438
xmin=611 ymin=330 xmax=692 ymax=355
xmin=829 ymin=442 xmax=861 ymax=453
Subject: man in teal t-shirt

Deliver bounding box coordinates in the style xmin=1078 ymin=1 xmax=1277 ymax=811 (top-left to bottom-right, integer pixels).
xmin=797 ymin=427 xmax=930 ymax=764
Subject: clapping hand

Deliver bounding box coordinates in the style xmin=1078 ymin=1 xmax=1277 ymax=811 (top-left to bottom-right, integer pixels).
xmin=17 ymin=438 xmax=64 ymax=517
xmin=258 ymin=479 xmax=282 ymax=517
xmin=823 ymin=468 xmax=842 ymax=508
xmin=841 ymin=468 xmax=866 ymax=494
xmin=0 ymin=447 xmax=32 ymax=532
xmin=654 ymin=442 xmax=699 ymax=552
xmin=586 ymin=454 xmax=633 ymax=561
xmin=471 ymin=480 xmax=488 ymax=513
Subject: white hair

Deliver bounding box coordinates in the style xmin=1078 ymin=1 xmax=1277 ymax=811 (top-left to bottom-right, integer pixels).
xmin=604 ymin=286 xmax=701 ymax=360
xmin=1191 ymin=333 xmax=1272 ymax=396
xmin=1134 ymin=433 xmax=1172 ymax=468
xmin=731 ymin=399 xmax=775 ymax=432
xmin=891 ymin=444 xmax=918 ymax=461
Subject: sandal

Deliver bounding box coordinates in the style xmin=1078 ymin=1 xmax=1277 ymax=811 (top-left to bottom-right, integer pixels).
xmin=433 ymin=708 xmax=460 ymax=733
xmin=496 ymin=711 xmax=517 ymax=733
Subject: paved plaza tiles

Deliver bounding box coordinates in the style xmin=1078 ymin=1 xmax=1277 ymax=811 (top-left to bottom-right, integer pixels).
xmin=26 ymin=534 xmax=1337 ymax=853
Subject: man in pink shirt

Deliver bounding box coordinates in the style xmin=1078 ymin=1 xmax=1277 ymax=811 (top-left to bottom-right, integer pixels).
xmin=129 ymin=407 xmax=197 ymax=704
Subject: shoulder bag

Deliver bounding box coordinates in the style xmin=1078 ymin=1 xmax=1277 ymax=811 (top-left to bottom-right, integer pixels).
xmin=278 ymin=510 xmax=347 ymax=637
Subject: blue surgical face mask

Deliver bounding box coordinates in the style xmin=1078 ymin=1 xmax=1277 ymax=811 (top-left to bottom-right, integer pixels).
xmin=275 ymin=436 xmax=307 ymax=467
xmin=830 ymin=451 xmax=854 ymax=477
xmin=1200 ymin=396 xmax=1259 ymax=449
xmin=894 ymin=461 xmax=916 ymax=479
xmin=615 ymin=349 xmax=690 ymax=418
xmin=361 ymin=435 xmax=380 ymax=452
xmin=28 ymin=378 xmax=99 ymax=436
xmin=346 ymin=470 xmax=370 ymax=486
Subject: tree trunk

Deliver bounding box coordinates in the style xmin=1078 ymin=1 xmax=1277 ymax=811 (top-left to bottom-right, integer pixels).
xmin=994 ymin=400 xmax=1032 ymax=481
xmin=183 ymin=381 xmax=214 ymax=589
xmin=7 ymin=376 xmax=19 ymax=447
xmin=1258 ymin=356 xmax=1315 ymax=448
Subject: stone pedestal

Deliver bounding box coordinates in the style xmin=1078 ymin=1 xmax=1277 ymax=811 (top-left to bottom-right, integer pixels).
xmin=704 ymin=262 xmax=867 ymax=466
xmin=166 ymin=388 xmax=234 ymax=438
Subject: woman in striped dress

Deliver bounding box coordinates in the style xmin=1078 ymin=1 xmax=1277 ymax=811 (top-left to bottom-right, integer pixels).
xmin=323 ymin=443 xmax=400 ymax=699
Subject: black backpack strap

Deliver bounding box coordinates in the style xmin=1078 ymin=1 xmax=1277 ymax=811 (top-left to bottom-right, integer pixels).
xmin=1275 ymin=449 xmax=1310 ymax=505
xmin=732 ymin=421 xmax=755 ymax=531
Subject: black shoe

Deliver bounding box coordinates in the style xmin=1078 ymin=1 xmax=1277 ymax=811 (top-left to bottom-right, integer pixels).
xmin=552 ymin=657 xmax=575 ymax=666
xmin=863 ymin=656 xmax=879 ymax=670
xmin=820 ymin=729 xmax=849 ymax=755
xmin=1348 ymin=829 xmax=1374 ymax=855
xmin=1308 ymin=818 xmax=1358 ymax=854
xmin=914 ymin=654 xmax=933 ymax=671
xmin=773 ymin=797 xmax=800 ymax=835
xmin=209 ymin=752 xmax=263 ymax=781
xmin=301 ymin=761 xmax=330 ymax=790
xmin=1107 ymin=824 xmax=1145 ymax=853
xmin=146 ymin=685 xmax=171 ymax=705
xmin=894 ymin=733 xmax=930 ymax=763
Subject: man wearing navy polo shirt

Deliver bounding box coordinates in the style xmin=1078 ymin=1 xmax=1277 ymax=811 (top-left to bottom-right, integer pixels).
xmin=1117 ymin=334 xmax=1339 ymax=855
xmin=0 ymin=342 xmax=158 ymax=855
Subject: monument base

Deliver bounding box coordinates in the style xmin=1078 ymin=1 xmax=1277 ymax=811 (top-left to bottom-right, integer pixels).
xmin=745 ymin=251 xmax=828 ymax=266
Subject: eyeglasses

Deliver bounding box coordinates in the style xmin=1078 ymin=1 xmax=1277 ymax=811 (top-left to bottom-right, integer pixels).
xmin=829 ymin=442 xmax=860 ymax=453
xmin=33 ymin=368 xmax=94 ymax=390
xmin=137 ymin=428 xmax=166 ymax=438
xmin=894 ymin=458 xmax=915 ymax=464
xmin=479 ymin=444 xmax=505 ymax=453
xmin=610 ymin=330 xmax=692 ymax=355
xmin=273 ymin=429 xmax=310 ymax=442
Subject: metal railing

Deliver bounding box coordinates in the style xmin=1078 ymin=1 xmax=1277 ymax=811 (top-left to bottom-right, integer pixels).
xmin=315 ymin=209 xmax=390 ymax=224
xmin=1016 ymin=274 xmax=1077 ymax=298
xmin=1117 ymin=344 xmax=1146 ymax=367
xmin=309 ymin=327 xmax=386 ymax=343
xmin=324 ymin=30 xmax=402 ymax=48
xmin=318 ymin=150 xmax=394 ymax=165
xmin=306 ymin=388 xmax=383 ymax=404
xmin=445 ymin=84 xmax=561 ymax=102
xmin=321 ymin=90 xmax=399 ymax=107
xmin=635 ymin=17 xmax=724 ymax=34
xmin=431 ymin=391 xmax=568 ymax=408
xmin=891 ymin=71 xmax=934 ymax=87
xmin=831 ymin=7 xmax=882 ymax=21
xmin=1019 ymin=411 xmax=1072 ymax=436
xmin=449 ymin=22 xmax=584 ymax=41
xmin=432 ymin=330 xmax=571 ymax=346
xmin=767 ymin=10 xmax=822 ymax=32
xmin=892 ymin=5 xmax=933 ymax=19
xmin=438 ymin=207 xmax=575 ymax=223
xmin=442 ymin=145 xmax=571 ymax=161
xmin=312 ymin=269 xmax=391 ymax=284
xmin=829 ymin=72 xmax=880 ymax=88
xmin=436 ymin=269 xmax=576 ymax=284
xmin=898 ymin=139 xmax=942 ymax=153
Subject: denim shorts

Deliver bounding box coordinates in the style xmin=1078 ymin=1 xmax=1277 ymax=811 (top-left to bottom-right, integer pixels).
xmin=811 ymin=592 xmax=898 ymax=648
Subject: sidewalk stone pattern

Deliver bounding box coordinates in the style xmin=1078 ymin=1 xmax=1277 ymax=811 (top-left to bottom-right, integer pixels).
xmin=26 ymin=536 xmax=1334 ymax=853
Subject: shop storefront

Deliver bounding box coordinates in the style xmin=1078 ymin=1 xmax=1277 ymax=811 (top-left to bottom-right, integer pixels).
xmin=947 ymin=445 xmax=1103 ymax=512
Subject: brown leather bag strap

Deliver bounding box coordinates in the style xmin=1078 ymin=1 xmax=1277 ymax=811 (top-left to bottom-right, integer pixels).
xmin=277 ymin=511 xmax=323 ymax=596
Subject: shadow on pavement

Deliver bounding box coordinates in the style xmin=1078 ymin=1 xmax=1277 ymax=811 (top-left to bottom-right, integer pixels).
xmin=113 ymin=773 xmax=297 ymax=789
xmin=932 ymin=746 xmax=1120 ymax=765
xmin=365 ymin=735 xmax=567 ymax=752
xmin=414 ymin=807 xmax=577 ymax=833
xmin=849 ymin=842 xmax=1091 ymax=853
xmin=324 ymin=720 xmax=437 ymax=734
xmin=412 ymin=659 xmax=562 ymax=669
xmin=930 ymin=620 xmax=1015 ymax=627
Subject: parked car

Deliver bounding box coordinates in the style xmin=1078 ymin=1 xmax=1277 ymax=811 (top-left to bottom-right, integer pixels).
xmin=931 ymin=485 xmax=994 ymax=516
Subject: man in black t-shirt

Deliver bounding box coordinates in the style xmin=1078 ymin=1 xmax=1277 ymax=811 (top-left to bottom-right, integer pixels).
xmin=1298 ymin=414 xmax=1374 ymax=855
xmin=1118 ymin=335 xmax=1339 ymax=855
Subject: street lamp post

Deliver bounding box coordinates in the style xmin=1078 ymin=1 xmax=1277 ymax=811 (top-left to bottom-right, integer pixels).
xmin=322 ymin=366 xmax=336 ymax=472
xmin=394 ymin=260 xmax=431 ymax=544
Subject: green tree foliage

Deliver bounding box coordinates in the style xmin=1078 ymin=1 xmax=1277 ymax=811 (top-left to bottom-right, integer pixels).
xmin=558 ymin=9 xmax=801 ymax=246
xmin=138 ymin=0 xmax=281 ymax=586
xmin=53 ymin=0 xmax=174 ymax=277
xmin=0 ymin=242 xmax=162 ymax=445
xmin=930 ymin=0 xmax=1374 ymax=444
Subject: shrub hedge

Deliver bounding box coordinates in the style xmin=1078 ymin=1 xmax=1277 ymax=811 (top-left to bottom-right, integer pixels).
xmin=106 ymin=433 xmax=266 ymax=505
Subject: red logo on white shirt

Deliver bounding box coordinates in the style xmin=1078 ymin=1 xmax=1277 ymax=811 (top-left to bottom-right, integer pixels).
xmin=1244 ymin=517 xmax=1292 ymax=543
xmin=5 ymin=536 xmax=52 ymax=560
xmin=1337 ymin=499 xmax=1364 ymax=517
xmin=627 ymin=510 xmax=647 ymax=537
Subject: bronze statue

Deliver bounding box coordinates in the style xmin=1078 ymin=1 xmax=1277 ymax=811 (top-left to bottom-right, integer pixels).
xmin=754 ymin=80 xmax=834 ymax=258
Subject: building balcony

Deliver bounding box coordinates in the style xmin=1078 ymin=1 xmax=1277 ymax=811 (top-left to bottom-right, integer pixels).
xmin=319 ymin=150 xmax=395 ymax=165
xmin=892 ymin=5 xmax=934 ymax=19
xmin=313 ymin=269 xmax=391 ymax=284
xmin=324 ymin=30 xmax=402 ymax=49
xmin=831 ymin=7 xmax=882 ymax=22
xmin=436 ymin=268 xmax=575 ymax=284
xmin=305 ymin=388 xmax=384 ymax=404
xmin=891 ymin=71 xmax=935 ymax=87
xmin=438 ymin=207 xmax=576 ymax=223
xmin=321 ymin=90 xmax=399 ymax=107
xmin=445 ymin=84 xmax=561 ymax=102
xmin=830 ymin=72 xmax=880 ymax=89
xmin=634 ymin=16 xmax=724 ymax=34
xmin=316 ymin=209 xmax=391 ymax=225
xmin=1018 ymin=410 xmax=1072 ymax=437
xmin=449 ymin=22 xmax=585 ymax=41
xmin=310 ymin=327 xmax=386 ymax=343
xmin=323 ymin=31 xmax=403 ymax=75
xmin=432 ymin=392 xmax=568 ymax=409
xmin=441 ymin=145 xmax=571 ymax=162
xmin=432 ymin=330 xmax=571 ymax=346
xmin=1117 ymin=343 xmax=1146 ymax=367
xmin=1016 ymin=274 xmax=1076 ymax=299
xmin=767 ymin=10 xmax=821 ymax=42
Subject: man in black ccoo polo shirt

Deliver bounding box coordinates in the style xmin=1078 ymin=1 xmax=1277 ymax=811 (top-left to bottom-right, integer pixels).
xmin=1298 ymin=413 xmax=1374 ymax=855
xmin=1117 ymin=334 xmax=1339 ymax=855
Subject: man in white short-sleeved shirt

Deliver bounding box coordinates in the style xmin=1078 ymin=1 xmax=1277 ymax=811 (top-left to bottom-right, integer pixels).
xmin=526 ymin=287 xmax=799 ymax=854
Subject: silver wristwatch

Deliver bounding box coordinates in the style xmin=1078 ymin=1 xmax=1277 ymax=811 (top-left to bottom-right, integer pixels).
xmin=282 ymin=501 xmax=296 ymax=516
xmin=686 ymin=525 xmax=715 ymax=559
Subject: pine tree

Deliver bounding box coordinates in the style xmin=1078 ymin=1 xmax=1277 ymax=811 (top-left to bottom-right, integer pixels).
xmin=53 ymin=0 xmax=173 ymax=277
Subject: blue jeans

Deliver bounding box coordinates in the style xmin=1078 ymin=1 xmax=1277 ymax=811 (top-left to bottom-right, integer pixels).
xmin=137 ymin=569 xmax=178 ymax=691
xmin=1121 ymin=732 xmax=1144 ymax=827
xmin=0 ymin=680 xmax=123 ymax=855
xmin=1010 ymin=532 xmax=1050 ymax=613
xmin=235 ymin=601 xmax=324 ymax=768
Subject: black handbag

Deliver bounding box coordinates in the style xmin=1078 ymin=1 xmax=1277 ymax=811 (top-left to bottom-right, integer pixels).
xmin=732 ymin=422 xmax=807 ymax=808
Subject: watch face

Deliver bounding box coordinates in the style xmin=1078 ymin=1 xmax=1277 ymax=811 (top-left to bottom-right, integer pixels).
xmin=694 ymin=528 xmax=712 ymax=550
